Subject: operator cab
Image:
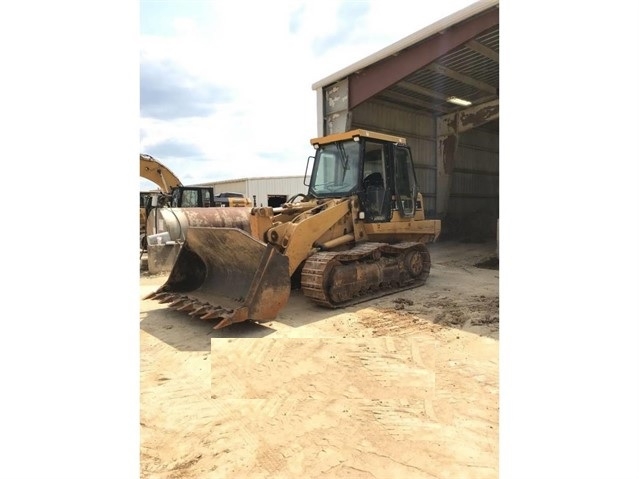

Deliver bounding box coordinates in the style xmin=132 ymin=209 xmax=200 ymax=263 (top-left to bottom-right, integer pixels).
xmin=307 ymin=129 xmax=420 ymax=222
xmin=170 ymin=186 xmax=214 ymax=208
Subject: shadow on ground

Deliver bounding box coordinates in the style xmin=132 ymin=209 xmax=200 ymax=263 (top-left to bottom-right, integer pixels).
xmin=140 ymin=307 xmax=276 ymax=352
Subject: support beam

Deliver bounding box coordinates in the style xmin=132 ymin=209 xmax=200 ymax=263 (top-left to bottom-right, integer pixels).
xmin=380 ymin=90 xmax=449 ymax=114
xmin=435 ymin=99 xmax=499 ymax=218
xmin=436 ymin=130 xmax=457 ymax=217
xmin=465 ymin=39 xmax=499 ymax=63
xmin=322 ymin=79 xmax=351 ymax=135
xmin=316 ymin=89 xmax=324 ymax=137
xmin=438 ymin=99 xmax=499 ymax=136
xmin=397 ymin=81 xmax=451 ymax=102
xmin=427 ymin=63 xmax=496 ymax=94
xmin=348 ymin=8 xmax=499 ymax=109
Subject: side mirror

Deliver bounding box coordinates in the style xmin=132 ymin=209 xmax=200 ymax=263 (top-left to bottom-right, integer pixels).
xmin=304 ymin=155 xmax=315 ymax=187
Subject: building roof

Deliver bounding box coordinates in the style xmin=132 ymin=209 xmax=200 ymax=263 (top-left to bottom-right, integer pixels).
xmin=312 ymin=0 xmax=499 ymax=123
xmin=195 ymin=175 xmax=305 ymax=186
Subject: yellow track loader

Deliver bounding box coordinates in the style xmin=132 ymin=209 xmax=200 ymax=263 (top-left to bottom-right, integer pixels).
xmin=145 ymin=129 xmax=441 ymax=328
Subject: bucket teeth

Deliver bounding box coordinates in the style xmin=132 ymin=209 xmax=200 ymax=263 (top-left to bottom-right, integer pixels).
xmin=214 ymin=317 xmax=234 ymax=330
xmin=200 ymin=307 xmax=229 ymax=320
xmin=158 ymin=293 xmax=179 ymax=304
xmin=168 ymin=296 xmax=190 ymax=308
xmin=145 ymin=291 xmax=170 ymax=301
xmin=176 ymin=301 xmax=198 ymax=312
xmin=189 ymin=304 xmax=211 ymax=317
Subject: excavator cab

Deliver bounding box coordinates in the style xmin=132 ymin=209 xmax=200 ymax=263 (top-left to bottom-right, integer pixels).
xmin=170 ymin=186 xmax=215 ymax=208
xmin=308 ymin=129 xmax=420 ymax=223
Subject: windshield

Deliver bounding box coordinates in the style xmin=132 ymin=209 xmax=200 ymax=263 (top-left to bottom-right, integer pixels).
xmin=309 ymin=140 xmax=361 ymax=196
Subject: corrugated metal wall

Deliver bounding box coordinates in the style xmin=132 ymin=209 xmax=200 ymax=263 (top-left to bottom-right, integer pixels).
xmin=351 ymin=101 xmax=438 ymax=216
xmin=247 ymin=177 xmax=307 ymax=207
xmin=210 ymin=179 xmax=249 ymax=195
xmin=204 ymin=177 xmax=307 ymax=208
xmin=446 ymin=123 xmax=499 ymax=240
xmin=350 ymin=101 xmax=499 ymax=241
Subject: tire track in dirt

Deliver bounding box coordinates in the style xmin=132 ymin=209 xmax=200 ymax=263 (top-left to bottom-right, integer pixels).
xmin=140 ymin=241 xmax=500 ymax=478
xmin=211 ymin=338 xmax=439 ymax=400
xmin=142 ymin=318 xmax=498 ymax=478
xmin=355 ymin=292 xmax=499 ymax=339
xmin=205 ymin=335 xmax=497 ymax=478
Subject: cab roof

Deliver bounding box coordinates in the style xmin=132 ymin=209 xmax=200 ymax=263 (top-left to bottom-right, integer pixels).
xmin=310 ymin=129 xmax=407 ymax=148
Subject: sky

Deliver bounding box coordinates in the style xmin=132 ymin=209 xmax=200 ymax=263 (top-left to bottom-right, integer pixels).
xmin=139 ymin=0 xmax=480 ymax=190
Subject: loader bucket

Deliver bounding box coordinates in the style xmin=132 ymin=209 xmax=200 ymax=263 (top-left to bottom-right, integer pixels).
xmin=145 ymin=227 xmax=291 ymax=328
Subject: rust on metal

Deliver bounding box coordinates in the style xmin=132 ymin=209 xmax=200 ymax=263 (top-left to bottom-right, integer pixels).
xmin=189 ymin=305 xmax=210 ymax=316
xmin=437 ymin=99 xmax=499 ymax=137
xmin=159 ymin=295 xmax=178 ymax=304
xmin=176 ymin=301 xmax=197 ymax=312
xmin=459 ymin=101 xmax=499 ymax=130
xmin=168 ymin=297 xmax=190 ymax=308
xmin=441 ymin=134 xmax=458 ymax=175
xmin=301 ymin=242 xmax=430 ymax=309
xmin=147 ymin=226 xmax=291 ymax=326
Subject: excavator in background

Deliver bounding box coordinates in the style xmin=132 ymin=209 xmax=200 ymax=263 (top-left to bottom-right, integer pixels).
xmin=140 ymin=153 xmax=182 ymax=194
xmin=140 ymin=153 xmax=182 ymax=250
xmin=139 ymin=153 xmax=252 ymax=256
xmin=145 ymin=129 xmax=441 ymax=329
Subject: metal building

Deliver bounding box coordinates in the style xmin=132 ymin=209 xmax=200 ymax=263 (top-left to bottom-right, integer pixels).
xmin=199 ymin=176 xmax=307 ymax=208
xmin=312 ymin=0 xmax=499 ymax=241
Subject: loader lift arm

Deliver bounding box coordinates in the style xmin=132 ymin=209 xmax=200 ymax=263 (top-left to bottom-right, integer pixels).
xmin=263 ymin=197 xmax=360 ymax=277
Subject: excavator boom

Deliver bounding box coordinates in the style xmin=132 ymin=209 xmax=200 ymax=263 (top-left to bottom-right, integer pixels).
xmin=140 ymin=153 xmax=182 ymax=193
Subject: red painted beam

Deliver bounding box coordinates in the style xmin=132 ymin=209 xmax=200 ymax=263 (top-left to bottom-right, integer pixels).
xmin=349 ymin=8 xmax=499 ymax=109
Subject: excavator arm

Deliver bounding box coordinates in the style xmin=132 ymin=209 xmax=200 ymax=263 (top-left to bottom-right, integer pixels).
xmin=140 ymin=153 xmax=182 ymax=193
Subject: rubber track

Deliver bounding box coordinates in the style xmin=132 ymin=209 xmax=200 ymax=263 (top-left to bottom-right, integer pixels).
xmin=300 ymin=242 xmax=429 ymax=309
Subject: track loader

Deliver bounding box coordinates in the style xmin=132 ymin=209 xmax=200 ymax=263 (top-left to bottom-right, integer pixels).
xmin=145 ymin=129 xmax=441 ymax=328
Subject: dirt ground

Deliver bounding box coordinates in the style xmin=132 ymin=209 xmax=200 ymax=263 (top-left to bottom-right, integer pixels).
xmin=140 ymin=240 xmax=499 ymax=479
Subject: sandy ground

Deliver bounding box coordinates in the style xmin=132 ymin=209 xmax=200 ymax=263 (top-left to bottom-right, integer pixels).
xmin=140 ymin=240 xmax=499 ymax=479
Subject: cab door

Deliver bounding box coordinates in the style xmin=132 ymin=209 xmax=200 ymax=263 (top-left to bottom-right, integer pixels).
xmin=393 ymin=145 xmax=418 ymax=218
xmin=360 ymin=140 xmax=392 ymax=222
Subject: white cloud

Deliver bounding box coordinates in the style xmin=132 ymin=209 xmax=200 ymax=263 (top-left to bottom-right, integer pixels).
xmin=140 ymin=0 xmax=479 ymax=190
